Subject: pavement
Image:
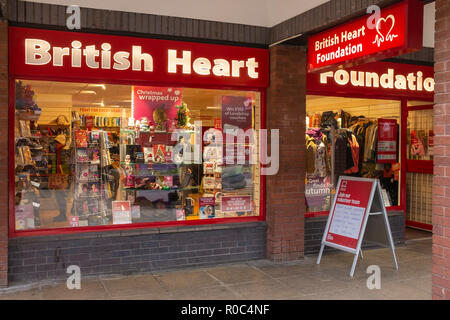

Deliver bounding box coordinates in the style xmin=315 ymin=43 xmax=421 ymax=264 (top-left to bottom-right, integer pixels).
xmin=0 ymin=230 xmax=432 ymax=300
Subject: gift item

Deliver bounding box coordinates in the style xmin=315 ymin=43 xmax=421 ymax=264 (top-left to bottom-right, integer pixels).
xmin=153 ymin=145 xmax=165 ymax=163
xmin=164 ymin=176 xmax=173 ymax=188
xmin=176 ymin=209 xmax=185 ymax=221
xmin=203 ymin=162 xmax=214 ymax=174
xmin=203 ymin=176 xmax=216 ymax=189
xmin=74 ymin=130 xmax=88 ymax=147
xmin=76 ymin=149 xmax=89 ymax=162
xmin=89 ymin=165 xmax=99 ymax=180
xmin=143 ymin=147 xmax=154 ymax=163
xmin=221 ymin=165 xmax=246 ymax=190
xmin=199 ymin=197 xmax=215 ymax=219
xmin=78 ymin=165 xmax=90 ymax=182
xmin=89 ymin=149 xmax=100 ymax=164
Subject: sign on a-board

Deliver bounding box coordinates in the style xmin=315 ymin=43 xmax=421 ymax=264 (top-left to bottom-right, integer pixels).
xmin=316 ymin=176 xmax=398 ymax=277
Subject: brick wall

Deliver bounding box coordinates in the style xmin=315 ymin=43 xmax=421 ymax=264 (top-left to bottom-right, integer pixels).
xmin=266 ymin=45 xmax=306 ymax=261
xmin=0 ymin=19 xmax=8 ymax=288
xmin=433 ymin=0 xmax=450 ymax=300
xmin=8 ymin=222 xmax=266 ymax=283
xmin=304 ymin=212 xmax=405 ymax=255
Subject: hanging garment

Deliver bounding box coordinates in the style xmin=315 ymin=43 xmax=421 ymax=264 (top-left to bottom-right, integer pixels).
xmin=321 ymin=111 xmax=338 ymax=129
xmin=344 ymin=133 xmax=360 ymax=174
xmin=314 ymin=139 xmax=328 ymax=177
xmin=306 ymin=130 xmax=330 ymax=176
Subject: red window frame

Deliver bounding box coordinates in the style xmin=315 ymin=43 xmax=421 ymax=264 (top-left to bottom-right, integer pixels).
xmin=9 ymin=63 xmax=267 ymax=238
xmin=304 ymin=90 xmax=433 ymax=219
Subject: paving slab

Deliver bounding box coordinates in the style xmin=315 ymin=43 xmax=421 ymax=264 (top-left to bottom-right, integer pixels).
xmin=154 ymin=270 xmax=221 ymax=291
xmin=101 ymin=275 xmax=167 ymax=298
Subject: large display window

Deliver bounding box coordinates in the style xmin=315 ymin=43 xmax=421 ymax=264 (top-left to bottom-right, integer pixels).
xmin=305 ymin=95 xmax=401 ymax=214
xmin=13 ymin=79 xmax=262 ymax=231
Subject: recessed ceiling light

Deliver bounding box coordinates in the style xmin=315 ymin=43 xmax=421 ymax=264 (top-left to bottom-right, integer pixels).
xmin=80 ymin=90 xmax=97 ymax=94
xmin=206 ymin=106 xmax=221 ymax=109
xmin=91 ymin=84 xmax=106 ymax=90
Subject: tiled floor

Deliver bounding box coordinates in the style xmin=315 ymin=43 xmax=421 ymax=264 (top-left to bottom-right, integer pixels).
xmin=0 ymin=236 xmax=432 ymax=300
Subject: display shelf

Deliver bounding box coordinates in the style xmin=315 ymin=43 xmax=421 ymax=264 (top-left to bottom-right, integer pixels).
xmin=121 ymin=186 xmax=199 ymax=191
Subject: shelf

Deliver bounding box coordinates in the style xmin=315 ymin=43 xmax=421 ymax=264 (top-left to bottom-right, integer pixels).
xmin=122 ymin=186 xmax=199 ymax=191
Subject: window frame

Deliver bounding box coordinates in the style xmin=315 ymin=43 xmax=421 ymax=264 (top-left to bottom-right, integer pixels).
xmin=9 ymin=76 xmax=266 ymax=238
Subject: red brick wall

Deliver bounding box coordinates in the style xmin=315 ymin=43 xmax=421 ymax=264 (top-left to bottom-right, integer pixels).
xmin=0 ymin=20 xmax=8 ymax=288
xmin=433 ymin=0 xmax=450 ymax=300
xmin=266 ymin=45 xmax=306 ymax=261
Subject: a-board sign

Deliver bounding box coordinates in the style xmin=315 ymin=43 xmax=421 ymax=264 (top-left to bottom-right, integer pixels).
xmin=324 ymin=178 xmax=373 ymax=250
xmin=317 ymin=176 xmax=398 ymax=277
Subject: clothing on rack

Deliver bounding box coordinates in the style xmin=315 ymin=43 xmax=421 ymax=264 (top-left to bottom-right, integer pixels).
xmin=305 ymin=128 xmax=331 ymax=177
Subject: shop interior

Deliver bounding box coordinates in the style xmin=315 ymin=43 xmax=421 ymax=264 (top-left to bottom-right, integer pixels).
xmin=14 ymin=80 xmax=261 ymax=231
xmin=305 ymin=95 xmax=401 ymax=214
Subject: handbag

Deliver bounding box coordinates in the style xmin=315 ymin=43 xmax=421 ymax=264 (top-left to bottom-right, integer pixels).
xmin=48 ymin=173 xmax=69 ymax=190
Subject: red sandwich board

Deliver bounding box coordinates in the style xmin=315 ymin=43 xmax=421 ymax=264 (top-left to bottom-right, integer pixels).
xmin=317 ymin=177 xmax=398 ymax=277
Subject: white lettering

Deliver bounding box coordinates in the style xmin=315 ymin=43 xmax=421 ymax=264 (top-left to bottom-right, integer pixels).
xmin=168 ymin=49 xmax=191 ymax=74
xmin=132 ymin=46 xmax=153 ymax=72
xmin=246 ymin=58 xmax=259 ymax=78
xmin=113 ymin=51 xmax=130 ymax=70
xmin=317 ymin=69 xmax=434 ymax=93
xmin=334 ymin=70 xmax=349 ymax=85
xmin=380 ymin=68 xmax=394 ymax=89
xmin=212 ymin=59 xmax=230 ymax=76
xmin=232 ymin=60 xmax=245 ymax=77
xmin=25 ymin=39 xmax=51 ymax=65
xmin=193 ymin=57 xmax=211 ymax=75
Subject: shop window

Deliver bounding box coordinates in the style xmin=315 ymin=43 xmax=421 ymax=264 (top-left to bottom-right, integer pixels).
xmin=406 ymin=101 xmax=433 ymax=161
xmin=14 ymin=79 xmax=261 ymax=231
xmin=305 ymin=95 xmax=401 ymax=214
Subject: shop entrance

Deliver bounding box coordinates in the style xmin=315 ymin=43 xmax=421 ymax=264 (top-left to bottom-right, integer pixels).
xmin=305 ymin=95 xmax=402 ymax=217
xmin=405 ymin=102 xmax=434 ymax=231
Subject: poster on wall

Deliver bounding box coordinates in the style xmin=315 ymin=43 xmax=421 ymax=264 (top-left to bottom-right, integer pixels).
xmin=133 ymin=86 xmax=183 ymax=131
xmin=222 ymin=96 xmax=253 ymax=164
xmin=377 ymin=118 xmax=398 ymax=163
xmin=112 ymin=201 xmax=132 ymax=225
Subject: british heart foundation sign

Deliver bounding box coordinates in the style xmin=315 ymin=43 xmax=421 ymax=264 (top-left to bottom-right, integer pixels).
xmin=307 ymin=0 xmax=423 ymax=72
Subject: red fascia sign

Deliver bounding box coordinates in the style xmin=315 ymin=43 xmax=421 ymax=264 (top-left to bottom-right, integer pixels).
xmin=307 ymin=61 xmax=434 ymax=100
xmin=325 ymin=178 xmax=373 ymax=249
xmin=307 ymin=0 xmax=423 ymax=72
xmin=9 ymin=26 xmax=269 ymax=88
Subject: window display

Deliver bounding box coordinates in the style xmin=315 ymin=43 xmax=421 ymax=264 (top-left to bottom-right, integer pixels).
xmin=305 ymin=96 xmax=401 ymax=213
xmin=14 ymin=80 xmax=261 ymax=230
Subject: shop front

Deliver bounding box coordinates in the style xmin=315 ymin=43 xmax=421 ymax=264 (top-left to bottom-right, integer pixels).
xmin=7 ymin=26 xmax=269 ymax=282
xmin=304 ymin=61 xmax=434 ymax=253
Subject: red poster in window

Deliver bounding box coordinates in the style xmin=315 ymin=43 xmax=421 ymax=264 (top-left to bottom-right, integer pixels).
xmin=133 ymin=86 xmax=182 ymax=130
xmin=325 ymin=179 xmax=374 ymax=250
xmin=221 ymin=195 xmax=252 ymax=213
xmin=377 ymin=119 xmax=398 ymax=163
